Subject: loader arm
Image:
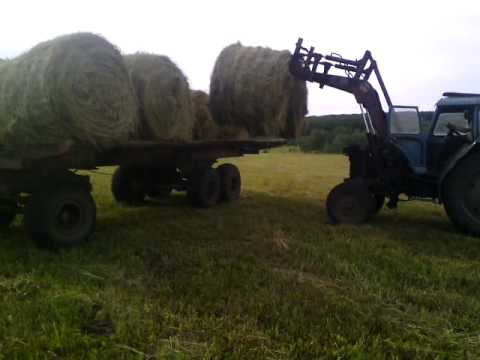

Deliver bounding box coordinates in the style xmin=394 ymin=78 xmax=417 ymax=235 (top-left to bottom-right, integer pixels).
xmin=289 ymin=38 xmax=392 ymax=139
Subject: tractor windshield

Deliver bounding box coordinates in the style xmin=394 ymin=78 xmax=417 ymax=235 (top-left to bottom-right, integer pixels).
xmin=433 ymin=111 xmax=471 ymax=136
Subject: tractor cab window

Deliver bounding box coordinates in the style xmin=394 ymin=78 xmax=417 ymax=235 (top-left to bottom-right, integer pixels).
xmin=433 ymin=111 xmax=471 ymax=136
xmin=389 ymin=106 xmax=421 ymax=135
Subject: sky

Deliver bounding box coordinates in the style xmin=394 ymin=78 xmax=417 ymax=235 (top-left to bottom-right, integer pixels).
xmin=1 ymin=0 xmax=479 ymax=115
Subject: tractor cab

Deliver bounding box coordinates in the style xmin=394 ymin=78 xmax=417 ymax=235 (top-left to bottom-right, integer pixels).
xmin=388 ymin=93 xmax=480 ymax=177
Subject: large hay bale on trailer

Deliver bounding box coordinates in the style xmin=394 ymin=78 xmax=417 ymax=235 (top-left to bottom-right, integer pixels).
xmin=209 ymin=43 xmax=308 ymax=139
xmin=0 ymin=33 xmax=138 ymax=151
xmin=191 ymin=90 xmax=218 ymax=140
xmin=124 ymin=53 xmax=194 ymax=142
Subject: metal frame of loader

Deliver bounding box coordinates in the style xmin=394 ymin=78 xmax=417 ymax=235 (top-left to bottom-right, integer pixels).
xmin=0 ymin=138 xmax=285 ymax=248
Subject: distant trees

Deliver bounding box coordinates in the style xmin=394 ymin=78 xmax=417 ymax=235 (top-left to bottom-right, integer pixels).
xmin=293 ymin=112 xmax=434 ymax=153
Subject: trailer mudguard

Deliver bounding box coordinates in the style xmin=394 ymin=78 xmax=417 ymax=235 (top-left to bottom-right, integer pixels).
xmin=438 ymin=141 xmax=480 ymax=202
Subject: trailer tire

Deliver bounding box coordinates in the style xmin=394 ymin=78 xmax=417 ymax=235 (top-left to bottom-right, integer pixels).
xmin=218 ymin=164 xmax=241 ymax=202
xmin=145 ymin=166 xmax=176 ymax=200
xmin=326 ymin=178 xmax=375 ymax=225
xmin=0 ymin=212 xmax=15 ymax=230
xmin=187 ymin=168 xmax=220 ymax=208
xmin=111 ymin=166 xmax=146 ymax=205
xmin=0 ymin=213 xmax=15 ymax=229
xmin=24 ymin=185 xmax=96 ymax=249
xmin=0 ymin=199 xmax=16 ymax=229
xmin=443 ymin=153 xmax=480 ymax=235
xmin=371 ymin=194 xmax=385 ymax=215
xmin=147 ymin=187 xmax=172 ymax=200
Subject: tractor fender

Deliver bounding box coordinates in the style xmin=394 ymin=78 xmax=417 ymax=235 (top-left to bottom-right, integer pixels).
xmin=438 ymin=141 xmax=480 ymax=202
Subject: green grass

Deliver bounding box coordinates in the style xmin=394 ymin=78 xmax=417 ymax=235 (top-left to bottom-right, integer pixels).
xmin=1 ymin=151 xmax=480 ymax=359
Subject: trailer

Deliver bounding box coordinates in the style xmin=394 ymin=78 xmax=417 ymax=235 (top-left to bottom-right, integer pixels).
xmin=0 ymin=138 xmax=285 ymax=248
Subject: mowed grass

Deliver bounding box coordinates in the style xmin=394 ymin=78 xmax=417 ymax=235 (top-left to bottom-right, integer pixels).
xmin=1 ymin=150 xmax=480 ymax=359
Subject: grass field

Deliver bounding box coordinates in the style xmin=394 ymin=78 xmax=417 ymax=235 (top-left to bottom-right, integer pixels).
xmin=1 ymin=150 xmax=480 ymax=359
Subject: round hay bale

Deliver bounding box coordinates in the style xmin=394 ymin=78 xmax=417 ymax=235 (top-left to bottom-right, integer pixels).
xmin=216 ymin=126 xmax=250 ymax=140
xmin=191 ymin=90 xmax=218 ymax=140
xmin=0 ymin=33 xmax=138 ymax=151
xmin=124 ymin=53 xmax=194 ymax=142
xmin=209 ymin=43 xmax=308 ymax=139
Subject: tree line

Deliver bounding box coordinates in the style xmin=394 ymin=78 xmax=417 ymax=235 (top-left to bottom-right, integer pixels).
xmin=293 ymin=112 xmax=434 ymax=153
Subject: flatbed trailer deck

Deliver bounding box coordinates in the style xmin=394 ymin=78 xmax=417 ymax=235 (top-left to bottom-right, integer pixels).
xmin=0 ymin=138 xmax=285 ymax=248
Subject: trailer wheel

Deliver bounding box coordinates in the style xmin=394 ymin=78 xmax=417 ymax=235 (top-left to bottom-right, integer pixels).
xmin=145 ymin=166 xmax=176 ymax=200
xmin=147 ymin=187 xmax=172 ymax=200
xmin=187 ymin=168 xmax=220 ymax=208
xmin=371 ymin=194 xmax=385 ymax=215
xmin=0 ymin=200 xmax=16 ymax=229
xmin=111 ymin=166 xmax=146 ymax=205
xmin=443 ymin=153 xmax=480 ymax=235
xmin=0 ymin=213 xmax=15 ymax=229
xmin=218 ymin=164 xmax=241 ymax=202
xmin=326 ymin=178 xmax=375 ymax=225
xmin=24 ymin=185 xmax=96 ymax=249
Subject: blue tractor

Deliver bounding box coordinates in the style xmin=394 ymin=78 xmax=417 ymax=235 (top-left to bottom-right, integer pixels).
xmin=290 ymin=38 xmax=480 ymax=235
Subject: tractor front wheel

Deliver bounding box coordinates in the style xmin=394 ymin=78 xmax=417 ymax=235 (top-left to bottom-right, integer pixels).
xmin=443 ymin=153 xmax=480 ymax=235
xmin=326 ymin=179 xmax=375 ymax=225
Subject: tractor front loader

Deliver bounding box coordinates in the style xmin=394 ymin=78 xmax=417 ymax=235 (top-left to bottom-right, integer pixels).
xmin=290 ymin=38 xmax=480 ymax=235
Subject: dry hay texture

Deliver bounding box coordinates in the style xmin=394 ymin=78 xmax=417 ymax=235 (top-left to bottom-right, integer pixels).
xmin=124 ymin=53 xmax=194 ymax=142
xmin=209 ymin=43 xmax=308 ymax=139
xmin=0 ymin=33 xmax=138 ymax=151
xmin=191 ymin=90 xmax=218 ymax=140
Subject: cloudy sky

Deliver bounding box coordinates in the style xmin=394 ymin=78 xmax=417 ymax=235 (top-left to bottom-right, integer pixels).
xmin=1 ymin=0 xmax=479 ymax=115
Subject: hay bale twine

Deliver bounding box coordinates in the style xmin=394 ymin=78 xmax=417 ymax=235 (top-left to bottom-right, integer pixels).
xmin=124 ymin=53 xmax=194 ymax=142
xmin=191 ymin=90 xmax=218 ymax=140
xmin=0 ymin=33 xmax=138 ymax=151
xmin=209 ymin=43 xmax=308 ymax=139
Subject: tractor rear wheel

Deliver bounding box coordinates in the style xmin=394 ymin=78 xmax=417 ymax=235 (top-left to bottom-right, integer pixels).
xmin=327 ymin=178 xmax=375 ymax=225
xmin=443 ymin=153 xmax=480 ymax=235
